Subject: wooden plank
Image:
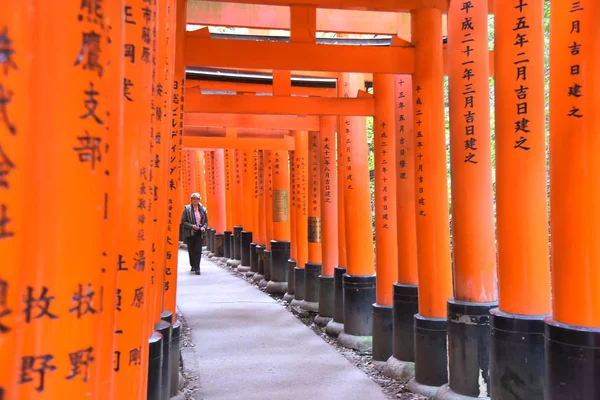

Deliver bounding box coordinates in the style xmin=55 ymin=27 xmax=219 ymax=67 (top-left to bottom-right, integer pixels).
xmin=185 ymin=92 xmax=375 ymax=116
xmin=185 ymin=113 xmax=320 ymax=130
xmin=183 ymin=135 xmax=295 ymax=150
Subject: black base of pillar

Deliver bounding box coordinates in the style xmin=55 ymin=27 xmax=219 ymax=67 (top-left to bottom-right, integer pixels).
xmin=392 ymin=283 xmax=418 ymax=362
xmin=294 ymin=267 xmax=305 ymax=301
xmin=287 ymin=260 xmax=296 ymax=295
xmin=240 ymin=231 xmax=253 ymax=268
xmin=343 ymin=274 xmax=376 ymax=336
xmin=215 ymin=233 xmax=224 ymax=257
xmin=318 ymin=275 xmax=334 ymax=318
xmin=233 ymin=226 xmax=242 ymax=260
xmin=544 ymin=318 xmax=600 ymax=400
xmin=170 ymin=320 xmax=181 ymax=397
xmin=263 ymin=249 xmax=272 ymax=281
xmin=413 ymin=314 xmax=448 ymax=388
xmin=155 ymin=320 xmax=172 ymax=400
xmin=223 ymin=231 xmax=232 ymax=259
xmin=256 ymin=245 xmax=265 ymax=275
xmin=373 ymin=304 xmax=394 ymax=362
xmin=446 ymin=299 xmax=496 ymax=397
xmin=490 ymin=309 xmax=546 ymax=400
xmin=207 ymin=229 xmax=213 ymax=253
xmin=267 ymin=240 xmax=290 ymax=293
xmin=304 ymin=262 xmax=321 ymax=304
xmin=333 ymin=266 xmax=346 ymax=323
xmin=147 ymin=331 xmax=164 ymax=400
xmin=249 ymin=243 xmax=258 ymax=273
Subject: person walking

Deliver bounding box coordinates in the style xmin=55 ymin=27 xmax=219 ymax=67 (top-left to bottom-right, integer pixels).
xmin=181 ymin=193 xmax=208 ymax=275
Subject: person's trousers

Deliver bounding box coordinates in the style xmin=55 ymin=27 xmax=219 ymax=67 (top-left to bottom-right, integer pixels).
xmin=185 ymin=233 xmax=203 ymax=271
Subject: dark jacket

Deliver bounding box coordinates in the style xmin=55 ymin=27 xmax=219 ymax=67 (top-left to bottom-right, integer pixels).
xmin=180 ymin=203 xmax=208 ymax=241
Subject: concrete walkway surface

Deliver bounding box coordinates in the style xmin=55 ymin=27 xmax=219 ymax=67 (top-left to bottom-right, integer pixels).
xmin=176 ymin=251 xmax=388 ymax=400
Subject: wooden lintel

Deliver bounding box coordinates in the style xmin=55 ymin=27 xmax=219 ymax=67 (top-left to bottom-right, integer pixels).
xmin=186 ymin=81 xmax=337 ymax=97
xmin=185 ymin=34 xmax=415 ymax=74
xmin=183 ymin=135 xmax=295 ymax=150
xmin=188 ymin=0 xmax=448 ymax=12
xmin=185 ymin=113 xmax=320 ymax=130
xmin=185 ymin=93 xmax=375 ymax=116
xmin=185 ymin=126 xmax=289 ymax=136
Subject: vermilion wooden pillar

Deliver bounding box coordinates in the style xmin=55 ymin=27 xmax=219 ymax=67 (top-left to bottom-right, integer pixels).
xmin=546 ymin=2 xmax=600 ymax=398
xmin=223 ymin=149 xmax=234 ymax=260
xmin=291 ymin=130 xmax=309 ymax=305
xmin=441 ymin=1 xmax=497 ymax=397
xmin=491 ymin=1 xmax=551 ymax=398
xmin=164 ymin=0 xmax=186 ymax=396
xmin=253 ymin=150 xmax=267 ymax=282
xmin=260 ymin=150 xmax=275 ymax=288
xmin=195 ymin=150 xmax=205 ymax=207
xmin=326 ymin=73 xmax=349 ymax=337
xmin=20 ymin=1 xmax=121 ymax=398
xmin=407 ymin=8 xmax=453 ymax=397
xmin=0 ymin=4 xmax=29 ymax=397
xmin=267 ymin=150 xmax=291 ymax=294
xmin=238 ymin=149 xmax=255 ymax=272
xmin=372 ymin=73 xmax=398 ymax=364
xmin=315 ymin=116 xmax=339 ymax=327
xmin=247 ymin=150 xmax=261 ymax=276
xmin=300 ymin=130 xmax=323 ymax=312
xmin=337 ymin=73 xmax=376 ymax=353
xmin=385 ymin=74 xmax=419 ymax=378
xmin=212 ymin=149 xmax=226 ymax=257
xmin=285 ymin=149 xmax=297 ymax=300
xmin=231 ymin=148 xmax=244 ymax=265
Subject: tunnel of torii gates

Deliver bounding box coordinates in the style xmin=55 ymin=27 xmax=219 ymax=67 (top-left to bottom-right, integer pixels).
xmin=1 ymin=0 xmax=599 ymax=399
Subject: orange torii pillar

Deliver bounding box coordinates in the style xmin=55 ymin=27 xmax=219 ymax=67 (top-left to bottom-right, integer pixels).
xmin=439 ymin=1 xmax=497 ymax=398
xmin=290 ymin=131 xmax=309 ymax=306
xmin=252 ymin=151 xmax=268 ymax=282
xmin=238 ymin=149 xmax=255 ymax=272
xmin=336 ymin=74 xmax=376 ymax=353
xmin=384 ymin=75 xmax=420 ymax=379
xmin=164 ymin=0 xmax=187 ymax=395
xmin=300 ymin=130 xmax=323 ymax=313
xmin=204 ymin=151 xmax=215 ymax=255
xmin=195 ymin=150 xmax=205 ymax=211
xmin=314 ymin=116 xmax=339 ymax=326
xmin=284 ymin=149 xmax=298 ymax=301
xmin=260 ymin=150 xmax=275 ymax=288
xmin=372 ymin=74 xmax=398 ymax=364
xmin=247 ymin=150 xmax=261 ymax=276
xmin=212 ymin=149 xmax=227 ymax=257
xmin=326 ymin=73 xmax=350 ymax=337
xmin=267 ymin=150 xmax=292 ymax=294
xmin=406 ymin=8 xmax=453 ymax=397
xmin=150 ymin=1 xmax=178 ymax=396
xmin=0 ymin=4 xmax=28 ymax=397
xmin=490 ymin=1 xmax=551 ymax=398
xmin=208 ymin=151 xmax=219 ymax=256
xmin=230 ymin=148 xmax=244 ymax=266
xmin=17 ymin=1 xmax=121 ymax=398
xmin=546 ymin=2 xmax=600 ymax=398
xmin=223 ymin=149 xmax=234 ymax=260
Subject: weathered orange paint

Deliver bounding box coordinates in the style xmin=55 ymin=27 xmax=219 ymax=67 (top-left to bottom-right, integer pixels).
xmin=319 ymin=117 xmax=339 ymax=276
xmin=550 ymin=0 xmax=600 ymax=327
xmin=373 ymin=74 xmax=398 ymax=306
xmin=448 ymin=0 xmax=496 ymax=303
xmin=494 ymin=0 xmax=550 ymax=316
xmin=394 ymin=75 xmax=418 ymax=286
xmin=411 ymin=8 xmax=452 ymax=318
